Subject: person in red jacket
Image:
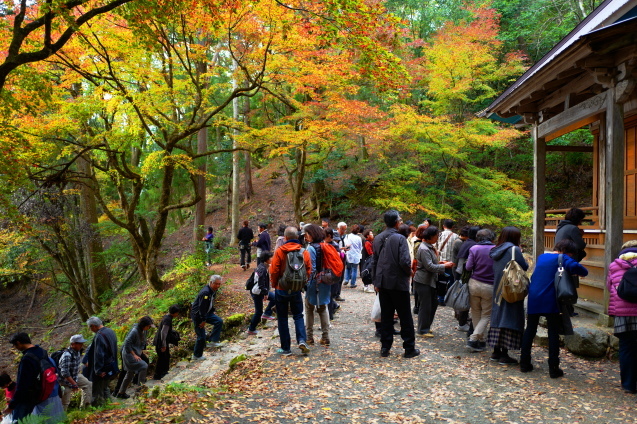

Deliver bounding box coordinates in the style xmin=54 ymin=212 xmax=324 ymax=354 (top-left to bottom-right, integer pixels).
xmin=270 ymin=226 xmax=312 ymax=356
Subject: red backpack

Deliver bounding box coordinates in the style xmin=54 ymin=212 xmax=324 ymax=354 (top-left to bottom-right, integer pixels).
xmin=320 ymin=242 xmax=344 ymax=278
xmin=24 ymin=352 xmax=58 ymax=402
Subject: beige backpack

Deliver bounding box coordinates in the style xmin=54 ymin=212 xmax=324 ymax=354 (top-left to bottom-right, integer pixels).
xmin=497 ymin=247 xmax=529 ymax=303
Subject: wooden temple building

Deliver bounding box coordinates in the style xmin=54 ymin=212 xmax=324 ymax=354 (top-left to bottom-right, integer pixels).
xmin=482 ymin=0 xmax=637 ymax=321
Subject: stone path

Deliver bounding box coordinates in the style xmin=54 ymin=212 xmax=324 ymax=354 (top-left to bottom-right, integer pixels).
xmin=190 ymin=283 xmax=635 ymax=424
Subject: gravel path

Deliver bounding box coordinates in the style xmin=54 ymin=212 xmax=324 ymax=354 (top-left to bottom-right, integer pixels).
xmin=202 ymin=282 xmax=634 ymax=424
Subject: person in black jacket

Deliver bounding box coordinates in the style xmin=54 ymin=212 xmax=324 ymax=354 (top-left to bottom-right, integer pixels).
xmin=247 ymin=251 xmax=276 ymax=335
xmin=554 ymin=207 xmax=587 ymax=316
xmin=191 ymin=275 xmax=224 ymax=360
xmin=253 ymin=223 xmax=272 ymax=265
xmin=237 ymin=221 xmax=254 ymax=270
xmin=153 ymin=305 xmax=180 ymax=380
xmin=554 ymin=208 xmax=587 ymax=262
xmin=4 ymin=333 xmax=46 ymax=421
xmin=372 ymin=210 xmax=420 ymax=359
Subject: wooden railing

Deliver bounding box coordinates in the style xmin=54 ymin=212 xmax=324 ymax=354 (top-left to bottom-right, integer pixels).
xmin=544 ymin=207 xmax=599 ymax=228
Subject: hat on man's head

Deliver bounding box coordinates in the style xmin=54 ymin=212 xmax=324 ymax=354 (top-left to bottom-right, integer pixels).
xmin=70 ymin=334 xmax=87 ymax=344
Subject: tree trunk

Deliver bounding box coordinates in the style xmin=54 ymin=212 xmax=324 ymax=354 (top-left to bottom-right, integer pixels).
xmin=230 ymin=66 xmax=241 ymax=246
xmin=243 ymin=95 xmax=254 ymax=200
xmin=193 ymin=127 xmax=208 ymax=247
xmin=77 ymin=155 xmax=112 ymax=301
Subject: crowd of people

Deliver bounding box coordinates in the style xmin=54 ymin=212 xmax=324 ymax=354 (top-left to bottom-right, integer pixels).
xmin=3 ymin=207 xmax=637 ymax=423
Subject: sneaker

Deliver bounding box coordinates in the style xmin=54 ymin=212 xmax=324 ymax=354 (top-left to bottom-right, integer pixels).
xmin=207 ymin=341 xmax=224 ymax=348
xmin=191 ymin=354 xmax=205 ymax=361
xmin=277 ymin=348 xmax=292 ymax=357
xmin=466 ymin=340 xmax=486 ymax=352
xmin=115 ymin=393 xmax=130 ymax=399
xmin=380 ymin=348 xmax=390 ymax=357
xmin=456 ymin=324 xmax=470 ymax=332
xmin=241 ymin=264 xmax=246 ymax=270
xmin=261 ymin=314 xmax=276 ymax=321
xmin=549 ymin=366 xmax=564 ymax=379
xmin=364 ymin=286 xmax=374 ymax=293
xmin=307 ymin=338 xmax=315 ymax=346
xmin=335 ymin=296 xmax=345 ymax=302
xmin=334 ymin=304 xmax=341 ymax=311
xmin=490 ymin=352 xmax=501 ymax=362
xmin=246 ymin=330 xmax=258 ymax=335
xmin=319 ymin=338 xmax=330 ymax=346
xmin=420 ymin=332 xmax=434 ymax=338
xmin=299 ymin=342 xmax=310 ymax=354
xmin=404 ymin=348 xmax=421 ymax=359
xmin=499 ymin=356 xmax=519 ymax=365
xmin=350 ymin=285 xmax=357 ymax=289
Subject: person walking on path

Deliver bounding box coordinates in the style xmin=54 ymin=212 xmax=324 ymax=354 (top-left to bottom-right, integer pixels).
xmin=4 ymin=333 xmax=65 ymax=423
xmin=202 ymin=226 xmax=215 ymax=266
xmin=270 ymin=226 xmax=312 ymax=356
xmin=304 ymin=224 xmax=332 ymax=346
xmin=343 ymin=224 xmax=363 ymax=288
xmin=247 ymin=251 xmax=276 ymax=335
xmin=487 ymin=226 xmax=529 ymax=365
xmin=253 ymin=223 xmax=271 ymax=265
xmin=191 ymin=275 xmax=225 ymax=360
xmin=325 ymin=228 xmax=344 ymax=319
xmin=372 ymin=210 xmax=420 ymax=359
xmin=116 ymin=316 xmax=153 ymax=399
xmin=520 ymin=239 xmax=587 ymax=378
xmin=606 ymin=240 xmax=637 ymax=393
xmin=59 ymin=335 xmax=92 ymax=410
xmin=465 ymin=229 xmax=496 ymax=352
xmin=414 ymin=225 xmax=454 ymax=338
xmin=237 ymin=221 xmax=254 ymax=270
xmin=153 ymin=305 xmax=180 ymax=380
xmin=86 ymin=316 xmax=118 ymax=406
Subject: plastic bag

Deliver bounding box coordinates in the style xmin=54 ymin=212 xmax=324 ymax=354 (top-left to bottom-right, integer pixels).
xmin=370 ymin=295 xmax=381 ymax=322
xmin=1 ymin=413 xmax=14 ymax=424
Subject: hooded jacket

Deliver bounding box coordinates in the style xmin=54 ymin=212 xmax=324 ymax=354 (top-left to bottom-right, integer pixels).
xmin=269 ymin=240 xmax=312 ymax=290
xmin=607 ymin=251 xmax=637 ymax=316
xmin=489 ymin=242 xmax=529 ymax=332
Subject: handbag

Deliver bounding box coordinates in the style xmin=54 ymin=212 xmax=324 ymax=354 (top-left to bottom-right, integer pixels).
xmin=444 ymin=279 xmax=470 ymax=311
xmin=554 ymin=254 xmax=578 ymax=304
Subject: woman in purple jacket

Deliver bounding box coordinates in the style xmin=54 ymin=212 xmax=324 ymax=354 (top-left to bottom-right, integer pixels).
xmin=607 ymin=240 xmax=637 ymax=393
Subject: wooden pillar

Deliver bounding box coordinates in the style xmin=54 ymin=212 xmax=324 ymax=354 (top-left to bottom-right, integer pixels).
xmin=532 ymin=125 xmax=546 ymax=262
xmin=603 ymin=87 xmax=625 ymax=320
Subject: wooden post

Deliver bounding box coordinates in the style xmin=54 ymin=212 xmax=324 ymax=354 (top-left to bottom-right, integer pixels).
xmin=532 ymin=125 xmax=546 ymax=263
xmin=602 ymin=88 xmax=625 ymax=324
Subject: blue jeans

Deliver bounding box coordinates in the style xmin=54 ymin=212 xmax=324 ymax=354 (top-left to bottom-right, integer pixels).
xmin=618 ymin=330 xmax=637 ymax=392
xmin=192 ymin=313 xmax=224 ymax=357
xmin=249 ymin=292 xmax=275 ymax=331
xmin=275 ymin=289 xmax=306 ymax=351
xmin=344 ymin=263 xmax=358 ymax=286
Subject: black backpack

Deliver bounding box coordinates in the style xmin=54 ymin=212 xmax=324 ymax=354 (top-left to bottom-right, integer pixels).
xmin=360 ymin=254 xmax=374 ymax=285
xmin=50 ymin=348 xmax=70 ymax=368
xmin=618 ymin=261 xmax=637 ymax=303
xmin=245 ymin=271 xmax=256 ymax=291
xmin=278 ymin=248 xmax=307 ymax=292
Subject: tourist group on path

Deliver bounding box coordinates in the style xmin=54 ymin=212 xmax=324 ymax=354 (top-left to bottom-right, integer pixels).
xmin=4 ymin=207 xmax=637 ymax=423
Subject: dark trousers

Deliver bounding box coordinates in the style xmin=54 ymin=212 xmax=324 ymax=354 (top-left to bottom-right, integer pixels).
xmin=521 ymin=313 xmax=560 ymax=367
xmin=379 ymin=288 xmax=415 ymax=351
xmin=275 ymin=289 xmax=307 ymax=351
xmin=249 ymin=292 xmax=275 ymax=331
xmin=414 ymin=283 xmax=438 ymax=334
xmin=618 ymin=330 xmax=637 ymax=392
xmin=92 ymin=375 xmax=111 ymax=405
xmin=192 ymin=313 xmax=224 ymax=357
xmin=454 ymin=309 xmax=470 ymax=326
xmin=154 ymin=345 xmax=170 ymax=379
xmin=240 ymin=246 xmax=251 ymax=266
